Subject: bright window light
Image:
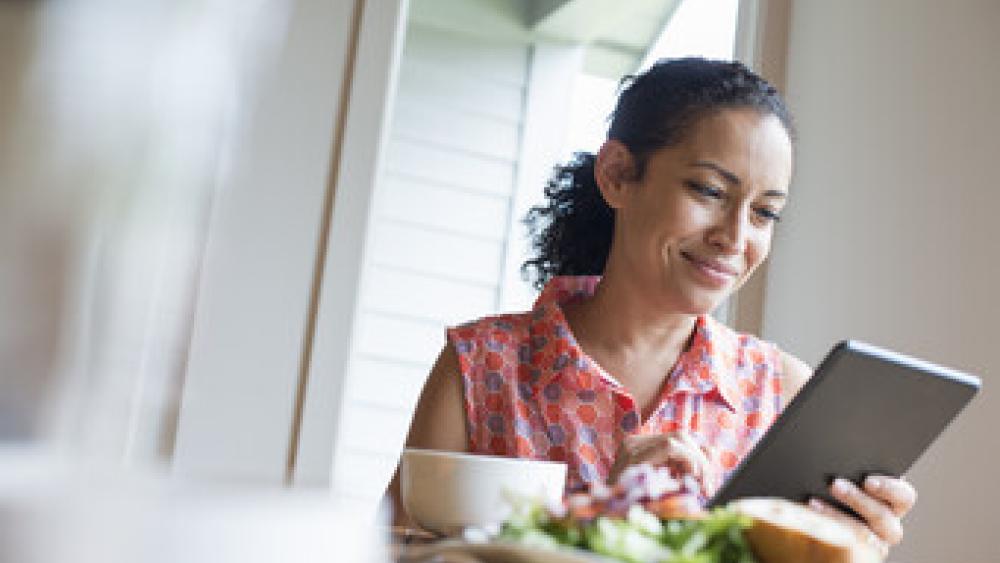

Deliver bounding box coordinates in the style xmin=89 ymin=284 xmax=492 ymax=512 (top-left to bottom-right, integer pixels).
xmin=561 ymin=0 xmax=741 ymax=159
xmin=640 ymin=0 xmax=740 ymax=69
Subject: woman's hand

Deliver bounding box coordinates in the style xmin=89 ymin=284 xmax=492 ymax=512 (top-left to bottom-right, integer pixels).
xmin=810 ymin=475 xmax=918 ymax=555
xmin=607 ymin=432 xmax=717 ymax=491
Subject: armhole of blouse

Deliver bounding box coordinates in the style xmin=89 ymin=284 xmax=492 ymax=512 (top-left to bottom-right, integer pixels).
xmin=446 ymin=326 xmax=478 ymax=452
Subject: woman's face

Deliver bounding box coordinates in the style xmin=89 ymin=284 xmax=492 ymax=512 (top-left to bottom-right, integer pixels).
xmin=598 ymin=108 xmax=794 ymax=314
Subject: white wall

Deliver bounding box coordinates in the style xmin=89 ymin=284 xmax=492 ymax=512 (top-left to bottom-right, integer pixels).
xmin=766 ymin=2 xmax=999 ymax=561
xmin=0 ymin=1 xmax=284 ymax=462
xmin=173 ymin=0 xmax=358 ymax=484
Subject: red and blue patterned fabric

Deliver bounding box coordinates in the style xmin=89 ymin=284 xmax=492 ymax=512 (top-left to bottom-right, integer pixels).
xmin=447 ymin=276 xmax=784 ymax=497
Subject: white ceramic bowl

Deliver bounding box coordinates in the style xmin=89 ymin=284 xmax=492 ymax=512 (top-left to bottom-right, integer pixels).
xmin=400 ymin=448 xmax=567 ymax=535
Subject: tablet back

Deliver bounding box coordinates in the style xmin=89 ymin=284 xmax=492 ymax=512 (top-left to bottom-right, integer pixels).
xmin=709 ymin=340 xmax=980 ymax=509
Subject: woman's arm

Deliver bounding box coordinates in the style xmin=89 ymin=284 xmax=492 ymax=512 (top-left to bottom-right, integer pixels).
xmin=384 ymin=343 xmax=469 ymax=527
xmin=779 ymin=349 xmax=812 ymax=406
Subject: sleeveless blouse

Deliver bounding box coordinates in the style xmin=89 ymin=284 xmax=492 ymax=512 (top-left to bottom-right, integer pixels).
xmin=447 ymin=276 xmax=784 ymax=497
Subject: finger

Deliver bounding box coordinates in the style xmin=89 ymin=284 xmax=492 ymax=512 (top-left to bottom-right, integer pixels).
xmin=644 ymin=436 xmax=699 ymax=476
xmin=632 ymin=433 xmax=705 ymax=479
xmin=616 ymin=433 xmax=711 ymax=481
xmin=674 ymin=432 xmax=718 ymax=491
xmin=863 ymin=475 xmax=917 ymax=517
xmin=675 ymin=432 xmax=712 ymax=474
xmin=609 ymin=435 xmax=690 ymax=483
xmin=831 ymin=478 xmax=904 ymax=546
xmin=669 ymin=434 xmax=713 ymax=478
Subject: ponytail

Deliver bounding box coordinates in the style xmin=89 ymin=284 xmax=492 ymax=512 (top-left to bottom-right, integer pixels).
xmin=522 ymin=152 xmax=614 ymax=290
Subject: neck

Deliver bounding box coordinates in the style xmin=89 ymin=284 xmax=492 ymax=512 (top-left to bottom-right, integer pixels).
xmin=562 ymin=267 xmax=700 ymax=388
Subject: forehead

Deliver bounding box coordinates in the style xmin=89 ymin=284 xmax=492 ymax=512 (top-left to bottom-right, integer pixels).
xmin=664 ymin=108 xmax=794 ymax=190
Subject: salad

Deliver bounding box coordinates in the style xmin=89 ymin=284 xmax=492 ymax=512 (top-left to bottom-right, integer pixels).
xmin=496 ymin=465 xmax=757 ymax=563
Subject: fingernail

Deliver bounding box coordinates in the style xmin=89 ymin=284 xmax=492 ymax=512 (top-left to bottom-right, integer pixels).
xmin=809 ymin=498 xmax=826 ymax=511
xmin=865 ymin=476 xmax=882 ymax=491
xmin=832 ymin=478 xmax=851 ymax=493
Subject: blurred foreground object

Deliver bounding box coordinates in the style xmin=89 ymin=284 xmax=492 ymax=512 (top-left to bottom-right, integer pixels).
xmin=0 ymin=446 xmax=386 ymax=563
xmin=0 ymin=0 xmax=286 ymax=459
xmin=731 ymin=498 xmax=883 ymax=563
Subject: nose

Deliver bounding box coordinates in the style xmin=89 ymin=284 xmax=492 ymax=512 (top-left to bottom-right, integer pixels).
xmin=707 ymin=204 xmax=750 ymax=255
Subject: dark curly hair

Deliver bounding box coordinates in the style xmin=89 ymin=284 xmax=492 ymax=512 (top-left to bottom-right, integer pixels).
xmin=522 ymin=57 xmax=795 ymax=289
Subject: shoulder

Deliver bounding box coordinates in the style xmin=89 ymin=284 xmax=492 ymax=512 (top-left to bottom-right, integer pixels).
xmin=709 ymin=317 xmax=811 ymax=402
xmin=446 ymin=312 xmax=534 ymax=376
xmin=448 ymin=312 xmax=533 ymax=347
xmin=778 ymin=349 xmax=812 ymax=404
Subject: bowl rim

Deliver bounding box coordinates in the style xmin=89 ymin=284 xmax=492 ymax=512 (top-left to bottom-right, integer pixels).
xmin=402 ymin=447 xmax=568 ymax=469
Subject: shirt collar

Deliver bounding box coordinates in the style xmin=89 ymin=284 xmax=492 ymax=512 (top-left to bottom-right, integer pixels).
xmin=664 ymin=315 xmax=742 ymax=412
xmin=525 ymin=276 xmax=742 ymax=412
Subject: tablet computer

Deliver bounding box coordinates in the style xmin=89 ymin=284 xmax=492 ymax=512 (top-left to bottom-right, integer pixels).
xmin=709 ymin=340 xmax=980 ymax=510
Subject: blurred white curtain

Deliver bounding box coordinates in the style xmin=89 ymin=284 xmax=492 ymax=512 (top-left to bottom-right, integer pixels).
xmin=0 ymin=0 xmax=290 ymax=463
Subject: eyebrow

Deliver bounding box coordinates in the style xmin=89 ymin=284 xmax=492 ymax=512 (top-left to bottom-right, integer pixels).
xmin=691 ymin=160 xmax=787 ymax=199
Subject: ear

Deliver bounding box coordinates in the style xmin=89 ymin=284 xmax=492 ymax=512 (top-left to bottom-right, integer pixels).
xmin=594 ymin=140 xmax=637 ymax=210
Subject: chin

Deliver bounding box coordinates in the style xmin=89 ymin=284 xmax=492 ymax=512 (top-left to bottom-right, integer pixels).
xmin=673 ymin=293 xmax=723 ymax=316
xmin=657 ymin=269 xmax=735 ymax=315
xmin=678 ymin=286 xmax=732 ymax=316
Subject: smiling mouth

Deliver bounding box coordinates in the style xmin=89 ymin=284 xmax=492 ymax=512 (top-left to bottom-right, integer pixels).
xmin=680 ymin=251 xmax=740 ymax=283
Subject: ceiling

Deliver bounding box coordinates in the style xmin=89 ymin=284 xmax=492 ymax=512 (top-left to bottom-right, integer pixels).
xmin=408 ymin=0 xmax=684 ymax=77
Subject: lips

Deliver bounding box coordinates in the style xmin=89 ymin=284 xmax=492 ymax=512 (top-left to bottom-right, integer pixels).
xmin=680 ymin=251 xmax=740 ymax=282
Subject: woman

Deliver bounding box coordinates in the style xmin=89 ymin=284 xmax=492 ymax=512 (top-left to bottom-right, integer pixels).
xmin=386 ymin=58 xmax=916 ymax=552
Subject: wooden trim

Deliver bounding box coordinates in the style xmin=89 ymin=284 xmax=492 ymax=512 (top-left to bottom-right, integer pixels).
xmin=290 ymin=0 xmax=410 ymax=488
xmin=172 ymin=0 xmax=362 ymax=484
xmin=284 ymin=0 xmax=367 ymax=483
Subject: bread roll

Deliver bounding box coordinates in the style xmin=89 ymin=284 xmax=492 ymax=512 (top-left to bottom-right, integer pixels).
xmin=729 ymin=498 xmax=884 ymax=563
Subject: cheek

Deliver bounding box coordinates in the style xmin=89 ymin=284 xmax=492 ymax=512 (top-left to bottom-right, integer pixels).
xmin=632 ymin=200 xmax=699 ymax=248
xmin=663 ymin=200 xmax=714 ymax=241
xmin=745 ymin=232 xmax=773 ymax=271
xmin=629 ymin=192 xmax=712 ymax=259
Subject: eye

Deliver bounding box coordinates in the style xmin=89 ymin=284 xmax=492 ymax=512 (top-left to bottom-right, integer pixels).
xmin=686 ymin=181 xmax=725 ymax=199
xmin=754 ymin=206 xmax=782 ymax=222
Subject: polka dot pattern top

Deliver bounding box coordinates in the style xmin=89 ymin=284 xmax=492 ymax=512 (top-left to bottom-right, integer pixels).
xmin=447 ymin=276 xmax=784 ymax=497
